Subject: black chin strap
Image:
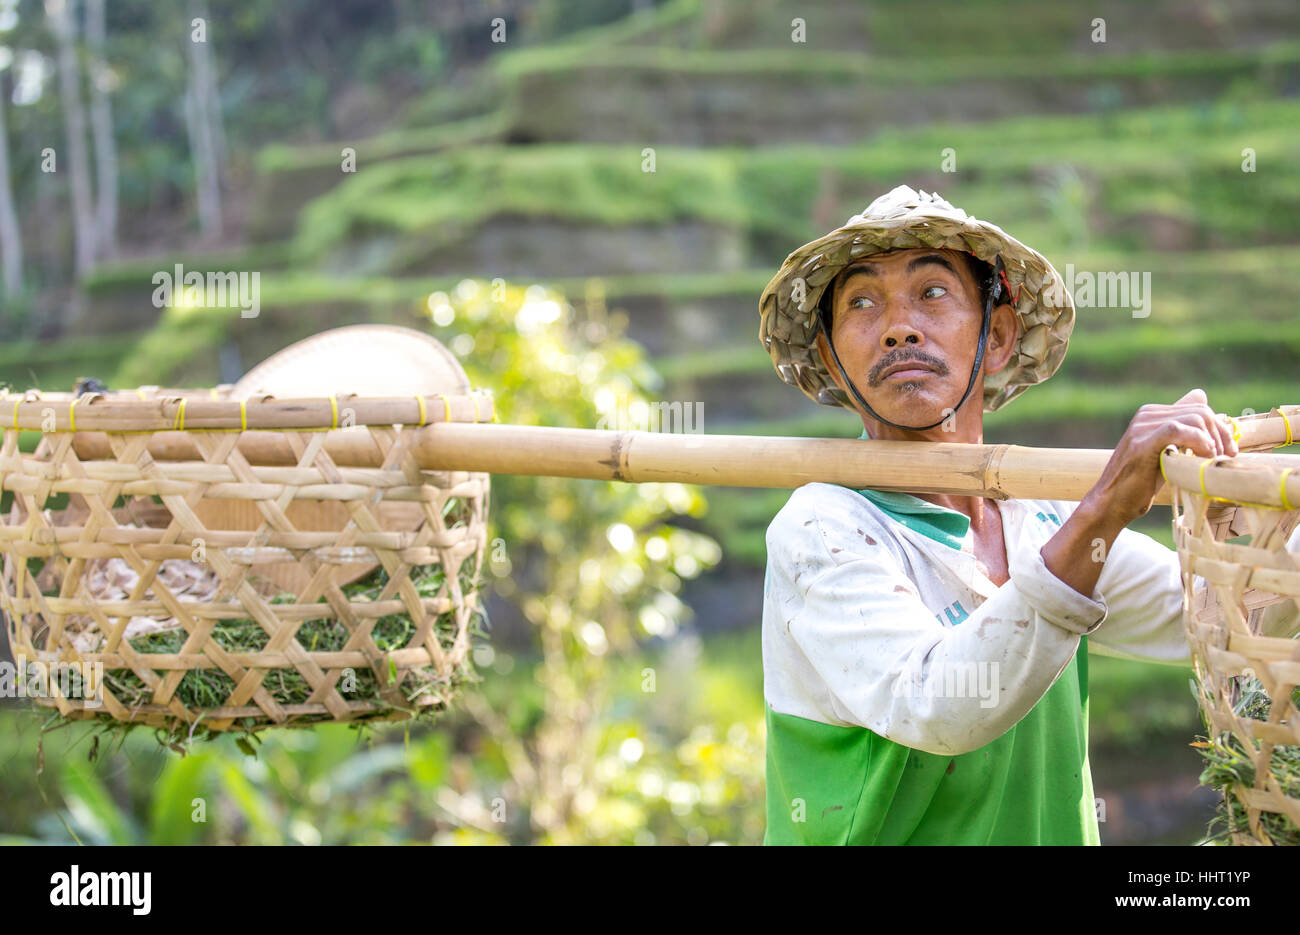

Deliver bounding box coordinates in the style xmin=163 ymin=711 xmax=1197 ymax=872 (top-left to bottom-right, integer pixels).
xmin=817 ymin=254 xmax=1004 ymax=432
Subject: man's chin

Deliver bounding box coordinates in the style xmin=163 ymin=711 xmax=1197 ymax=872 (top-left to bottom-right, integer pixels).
xmin=862 ymin=386 xmax=951 ymax=428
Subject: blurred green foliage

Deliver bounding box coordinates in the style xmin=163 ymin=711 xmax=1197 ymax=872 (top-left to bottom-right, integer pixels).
xmin=0 ymin=622 xmax=1193 ymax=845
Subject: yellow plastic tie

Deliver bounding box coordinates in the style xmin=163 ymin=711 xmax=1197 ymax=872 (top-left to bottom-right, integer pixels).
xmin=1282 ymin=468 xmax=1295 ymax=511
xmin=1199 ymin=456 xmax=1233 ymax=504
xmin=1275 ymin=408 xmax=1295 ymax=447
xmin=68 ymin=398 xmax=79 ymax=433
xmin=11 ymin=398 xmax=19 ymax=431
xmin=174 ymin=398 xmax=187 ymax=431
xmin=209 ymin=387 xmax=219 ymax=400
xmin=329 ymin=395 xmax=339 ymax=430
xmin=471 ymin=394 xmax=481 ymax=424
xmin=414 ymin=395 xmax=428 ymax=427
xmin=435 ymin=393 xmax=451 ymax=423
xmin=1226 ymin=416 xmax=1241 ymax=444
xmin=239 ymin=399 xmax=247 ymax=432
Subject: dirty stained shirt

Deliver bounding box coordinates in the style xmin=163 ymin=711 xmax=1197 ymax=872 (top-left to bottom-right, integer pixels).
xmin=761 ymin=459 xmax=1299 ymax=846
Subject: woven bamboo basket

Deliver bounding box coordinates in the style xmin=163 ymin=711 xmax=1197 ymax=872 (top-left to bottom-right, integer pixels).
xmin=0 ymin=374 xmax=495 ymax=739
xmin=1164 ymin=432 xmax=1300 ymax=845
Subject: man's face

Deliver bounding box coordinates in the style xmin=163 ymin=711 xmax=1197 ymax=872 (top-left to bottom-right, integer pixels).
xmin=813 ymin=247 xmax=1018 ymax=430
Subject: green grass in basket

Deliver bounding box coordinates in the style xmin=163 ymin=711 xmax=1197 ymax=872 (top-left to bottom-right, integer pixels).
xmin=1196 ymin=679 xmax=1300 ymax=846
xmin=86 ymin=560 xmax=488 ymax=748
xmin=35 ymin=496 xmax=489 ymax=750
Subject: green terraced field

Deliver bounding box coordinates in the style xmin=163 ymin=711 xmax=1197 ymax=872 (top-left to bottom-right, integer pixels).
xmin=27 ymin=1 xmax=1300 ymax=576
xmin=277 ymin=95 xmax=1300 ymax=276
xmin=502 ymin=0 xmax=1294 ymax=60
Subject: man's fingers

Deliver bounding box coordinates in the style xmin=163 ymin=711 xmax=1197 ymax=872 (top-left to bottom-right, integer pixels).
xmin=1181 ymin=405 xmax=1236 ymax=457
xmin=1185 ymin=408 xmax=1225 ymax=456
xmin=1162 ymin=422 xmax=1219 ymax=459
xmin=1176 ymin=387 xmax=1208 ymax=405
xmin=1134 ymin=397 xmax=1238 ymax=458
xmin=1213 ymin=412 xmax=1240 ymax=456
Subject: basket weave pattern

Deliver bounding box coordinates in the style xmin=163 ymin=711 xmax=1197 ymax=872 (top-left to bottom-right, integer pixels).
xmin=0 ymin=390 xmax=490 ymax=734
xmin=1172 ymin=461 xmax=1300 ymax=845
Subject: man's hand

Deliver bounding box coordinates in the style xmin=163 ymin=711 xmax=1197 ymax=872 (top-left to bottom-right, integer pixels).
xmin=1040 ymin=388 xmax=1238 ymax=599
xmin=1084 ymin=387 xmax=1238 ymax=528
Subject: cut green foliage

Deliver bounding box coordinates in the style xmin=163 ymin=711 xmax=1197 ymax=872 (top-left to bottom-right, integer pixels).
xmin=72 ymin=558 xmax=487 ymax=751
xmin=1196 ymin=678 xmax=1300 ymax=845
xmin=39 ymin=500 xmax=488 ymax=753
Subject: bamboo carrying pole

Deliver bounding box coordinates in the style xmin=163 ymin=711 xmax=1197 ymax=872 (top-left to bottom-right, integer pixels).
xmin=12 ymin=398 xmax=1292 ymax=508
xmin=412 ymin=420 xmax=1300 ymax=507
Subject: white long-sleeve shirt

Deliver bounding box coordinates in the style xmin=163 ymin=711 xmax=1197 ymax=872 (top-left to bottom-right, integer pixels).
xmin=763 ymin=481 xmax=1199 ymax=755
xmin=759 ymin=475 xmax=1300 ymax=847
xmin=759 ymin=460 xmax=1300 ymax=847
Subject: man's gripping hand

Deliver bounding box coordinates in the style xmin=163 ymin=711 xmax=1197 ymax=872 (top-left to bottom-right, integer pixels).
xmin=1086 ymin=387 xmax=1238 ymax=528
xmin=1040 ymin=388 xmax=1237 ymax=599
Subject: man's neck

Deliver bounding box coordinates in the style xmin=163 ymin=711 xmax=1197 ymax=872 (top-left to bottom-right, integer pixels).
xmin=916 ymin=492 xmax=999 ymax=530
xmin=861 ymin=415 xmax=995 ymax=527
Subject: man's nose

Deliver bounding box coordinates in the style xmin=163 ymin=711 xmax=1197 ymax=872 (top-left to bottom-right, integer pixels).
xmin=880 ymin=317 xmax=924 ymax=349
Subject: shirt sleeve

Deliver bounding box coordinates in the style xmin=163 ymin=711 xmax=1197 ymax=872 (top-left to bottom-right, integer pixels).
xmin=1082 ymin=521 xmax=1193 ymax=666
xmin=768 ymin=497 xmax=1108 ymax=757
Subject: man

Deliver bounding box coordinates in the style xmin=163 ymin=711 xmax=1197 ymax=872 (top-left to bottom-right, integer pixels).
xmin=756 ymin=185 xmax=1294 ymax=845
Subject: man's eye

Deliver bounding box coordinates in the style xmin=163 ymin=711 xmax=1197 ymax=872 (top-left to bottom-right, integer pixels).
xmin=849 ymin=296 xmax=875 ymax=309
xmin=923 ymin=285 xmax=948 ymax=299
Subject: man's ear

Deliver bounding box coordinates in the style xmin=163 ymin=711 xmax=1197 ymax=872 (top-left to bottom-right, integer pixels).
xmin=813 ymin=329 xmax=851 ymax=397
xmin=983 ymin=302 xmax=1020 ymax=376
xmin=814 ymin=330 xmax=832 ymax=373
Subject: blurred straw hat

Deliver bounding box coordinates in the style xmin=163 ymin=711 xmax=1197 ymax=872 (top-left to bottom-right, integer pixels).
xmin=232 ymin=324 xmax=469 ymax=399
xmin=219 ymin=325 xmax=470 ymax=592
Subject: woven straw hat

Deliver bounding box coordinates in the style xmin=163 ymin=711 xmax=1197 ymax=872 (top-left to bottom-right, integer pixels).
xmin=758 ymin=185 xmax=1075 ymax=413
xmin=223 ymin=325 xmax=470 ymax=592
xmin=232 ymin=324 xmax=468 ymax=399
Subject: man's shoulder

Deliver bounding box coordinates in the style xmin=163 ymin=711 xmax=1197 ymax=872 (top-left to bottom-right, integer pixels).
xmin=770 ymin=482 xmax=885 ymax=526
xmin=776 ymin=480 xmax=870 ymax=510
xmin=766 ymin=483 xmax=897 ymax=556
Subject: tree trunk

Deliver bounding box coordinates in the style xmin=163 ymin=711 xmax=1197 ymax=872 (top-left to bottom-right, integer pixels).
xmin=0 ymin=73 xmax=24 ymax=299
xmin=185 ymin=1 xmax=222 ymax=240
xmin=85 ymin=0 xmax=117 ymax=261
xmin=49 ymin=0 xmax=97 ymax=277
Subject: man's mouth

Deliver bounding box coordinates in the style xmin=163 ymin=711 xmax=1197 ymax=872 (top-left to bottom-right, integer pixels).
xmin=875 ymin=358 xmax=942 ymax=383
xmin=882 ymin=364 xmax=934 ymax=380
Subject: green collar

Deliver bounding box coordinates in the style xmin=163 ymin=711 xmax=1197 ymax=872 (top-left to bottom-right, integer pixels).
xmin=846 ymin=427 xmax=972 ymax=550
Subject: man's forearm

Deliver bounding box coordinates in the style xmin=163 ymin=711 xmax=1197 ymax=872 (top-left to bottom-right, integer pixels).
xmin=1039 ymin=496 xmax=1129 ymax=599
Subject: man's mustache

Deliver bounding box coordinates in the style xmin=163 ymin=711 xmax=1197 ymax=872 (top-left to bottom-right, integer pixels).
xmin=868 ymin=350 xmax=950 ymax=386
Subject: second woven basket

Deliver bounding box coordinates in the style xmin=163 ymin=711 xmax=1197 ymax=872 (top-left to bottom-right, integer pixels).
xmin=0 ymin=327 xmax=494 ymax=740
